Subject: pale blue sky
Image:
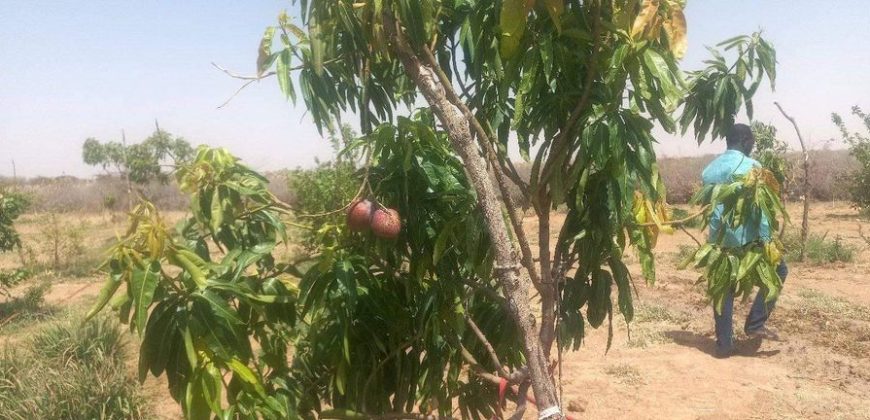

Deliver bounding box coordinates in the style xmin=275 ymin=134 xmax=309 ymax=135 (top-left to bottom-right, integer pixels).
xmin=1 ymin=1 xmax=868 ymax=178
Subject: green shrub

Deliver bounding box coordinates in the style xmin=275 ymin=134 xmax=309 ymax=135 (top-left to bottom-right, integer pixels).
xmin=783 ymin=231 xmax=855 ymax=264
xmin=832 ymin=106 xmax=870 ymax=210
xmin=31 ymin=316 xmax=124 ymax=365
xmin=0 ymin=190 xmax=30 ymax=253
xmin=0 ymin=317 xmax=145 ymax=419
xmin=287 ymin=161 xmax=360 ymax=249
xmin=0 ymin=269 xmax=32 ymax=297
xmin=0 ymin=281 xmax=51 ymax=321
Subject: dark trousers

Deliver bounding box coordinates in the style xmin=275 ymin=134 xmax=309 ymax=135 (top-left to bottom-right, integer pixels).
xmin=714 ymin=261 xmax=788 ymax=351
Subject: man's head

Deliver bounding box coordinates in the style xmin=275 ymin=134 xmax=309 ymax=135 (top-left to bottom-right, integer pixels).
xmin=725 ymin=123 xmax=755 ymax=155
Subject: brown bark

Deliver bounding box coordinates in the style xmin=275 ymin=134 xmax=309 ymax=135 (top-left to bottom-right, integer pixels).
xmin=383 ymin=13 xmax=561 ymax=418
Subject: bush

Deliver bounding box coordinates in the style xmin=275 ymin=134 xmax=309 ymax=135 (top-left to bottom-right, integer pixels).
xmin=0 ymin=317 xmax=145 ymax=419
xmin=0 ymin=190 xmax=30 ymax=253
xmin=31 ymin=316 xmax=124 ymax=365
xmin=0 ymin=281 xmax=51 ymax=322
xmin=783 ymin=231 xmax=855 ymax=264
xmin=286 ymin=161 xmax=360 ymax=249
xmin=0 ymin=269 xmax=31 ymax=298
xmin=832 ymin=106 xmax=870 ymax=209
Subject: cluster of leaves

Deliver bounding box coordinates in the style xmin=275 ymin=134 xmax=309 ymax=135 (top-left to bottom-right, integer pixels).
xmin=91 ymin=123 xmax=521 ymax=418
xmin=87 ymin=146 xmax=300 ymax=419
xmin=0 ymin=190 xmax=30 ymax=253
xmin=82 ymin=129 xmax=194 ymax=185
xmin=681 ymin=33 xmax=777 ymax=142
xmin=832 ymin=106 xmax=870 ymax=210
xmin=681 ymin=168 xmax=787 ymax=313
xmin=751 ymin=121 xmax=792 ymax=190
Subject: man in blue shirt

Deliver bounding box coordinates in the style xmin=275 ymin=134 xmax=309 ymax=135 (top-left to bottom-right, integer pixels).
xmin=701 ymin=123 xmax=788 ymax=358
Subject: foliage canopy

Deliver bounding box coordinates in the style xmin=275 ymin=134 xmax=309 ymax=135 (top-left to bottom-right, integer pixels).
xmin=82 ymin=129 xmax=194 ymax=185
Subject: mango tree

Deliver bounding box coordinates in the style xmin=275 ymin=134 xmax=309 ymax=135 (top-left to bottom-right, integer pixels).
xmin=255 ymin=0 xmax=776 ymax=414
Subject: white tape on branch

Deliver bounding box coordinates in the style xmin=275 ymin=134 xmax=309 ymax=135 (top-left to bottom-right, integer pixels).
xmin=538 ymin=406 xmax=562 ymax=419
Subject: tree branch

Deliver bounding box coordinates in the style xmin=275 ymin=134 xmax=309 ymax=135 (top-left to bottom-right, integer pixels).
xmin=211 ymin=58 xmax=339 ymax=109
xmin=212 ymin=62 xmax=277 ymax=80
xmin=537 ymin=4 xmax=603 ymax=187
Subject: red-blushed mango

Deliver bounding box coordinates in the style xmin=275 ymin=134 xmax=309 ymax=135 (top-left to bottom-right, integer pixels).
xmin=346 ymin=199 xmax=373 ymax=232
xmin=371 ymin=208 xmax=401 ymax=239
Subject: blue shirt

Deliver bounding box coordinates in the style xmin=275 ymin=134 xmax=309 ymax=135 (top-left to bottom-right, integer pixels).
xmin=701 ymin=150 xmax=771 ymax=247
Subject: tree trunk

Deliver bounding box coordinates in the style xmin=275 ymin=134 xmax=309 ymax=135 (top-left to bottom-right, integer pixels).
xmin=537 ymin=196 xmax=557 ymax=354
xmin=384 ymin=15 xmax=561 ymax=418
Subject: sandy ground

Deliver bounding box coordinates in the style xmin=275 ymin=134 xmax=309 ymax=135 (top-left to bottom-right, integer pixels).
xmin=2 ymin=203 xmax=868 ymax=419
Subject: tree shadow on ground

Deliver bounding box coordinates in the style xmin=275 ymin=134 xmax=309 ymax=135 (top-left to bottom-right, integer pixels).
xmin=664 ymin=330 xmax=781 ymax=358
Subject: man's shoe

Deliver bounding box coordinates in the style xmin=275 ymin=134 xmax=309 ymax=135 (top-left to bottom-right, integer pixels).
xmin=746 ymin=326 xmax=782 ymax=341
xmin=714 ymin=346 xmax=736 ymax=359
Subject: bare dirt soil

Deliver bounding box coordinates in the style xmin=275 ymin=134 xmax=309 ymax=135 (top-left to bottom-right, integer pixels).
xmin=2 ymin=203 xmax=868 ymax=419
xmin=519 ymin=202 xmax=870 ymax=420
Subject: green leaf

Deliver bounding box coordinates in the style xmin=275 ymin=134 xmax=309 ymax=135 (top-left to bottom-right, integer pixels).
xmin=228 ymin=358 xmax=266 ymax=395
xmin=183 ymin=325 xmax=198 ymax=368
xmin=277 ymin=49 xmax=296 ymax=103
xmin=609 ymin=259 xmax=634 ymax=323
xmin=432 ymin=220 xmax=454 ymax=265
xmin=195 ymin=290 xmax=244 ymax=326
xmin=131 ymin=260 xmax=161 ymax=336
xmin=210 ymin=188 xmax=223 ymax=233
xmin=84 ymin=270 xmax=123 ymax=321
xmin=309 ymin=17 xmax=324 ymax=76
xmin=587 ymin=269 xmax=612 ymax=328
xmin=202 ymin=363 xmax=223 ymax=414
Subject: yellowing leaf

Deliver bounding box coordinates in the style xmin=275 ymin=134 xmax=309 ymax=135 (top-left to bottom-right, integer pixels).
xmin=631 ymin=0 xmax=660 ymax=39
xmin=257 ymin=27 xmax=276 ymax=76
xmin=499 ymin=0 xmax=535 ymax=59
xmin=663 ymin=8 xmax=687 ymax=59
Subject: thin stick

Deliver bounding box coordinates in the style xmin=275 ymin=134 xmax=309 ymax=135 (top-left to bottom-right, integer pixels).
xmin=465 ymin=313 xmax=509 ymax=377
xmin=679 ymin=225 xmax=703 ymax=247
xmin=211 ymin=59 xmax=341 ymax=109
xmin=774 ymin=101 xmax=810 ymax=261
